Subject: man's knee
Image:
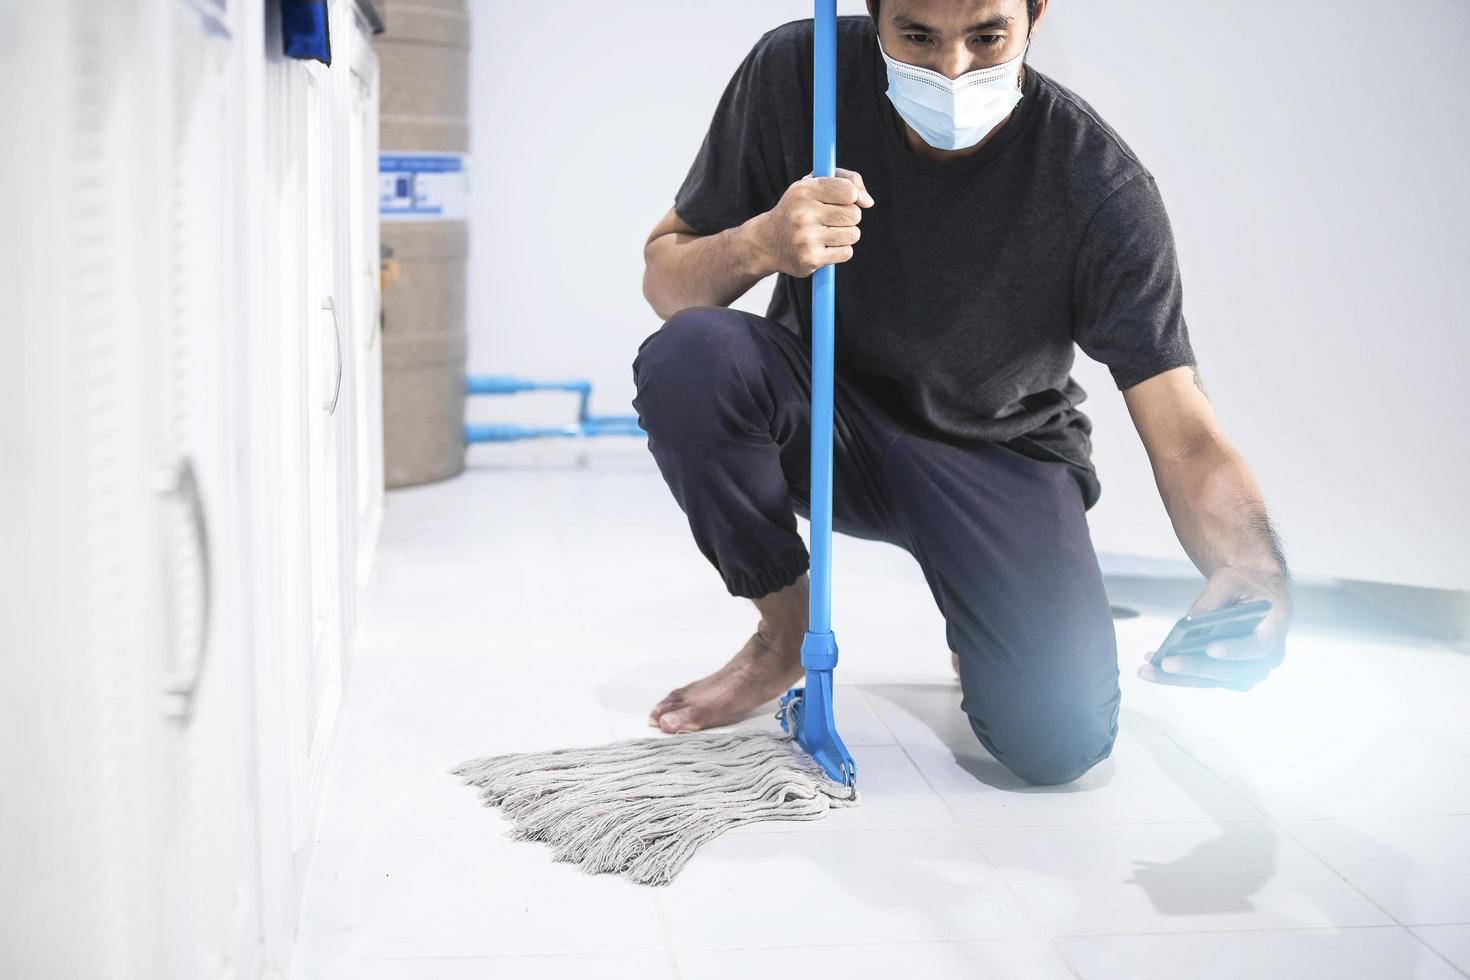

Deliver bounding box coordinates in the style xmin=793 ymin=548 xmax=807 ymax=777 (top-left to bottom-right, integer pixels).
xmin=632 ymin=307 xmax=752 ymax=387
xmin=967 ymin=690 xmax=1120 ymax=786
xmin=631 ymin=307 xmax=765 ymax=440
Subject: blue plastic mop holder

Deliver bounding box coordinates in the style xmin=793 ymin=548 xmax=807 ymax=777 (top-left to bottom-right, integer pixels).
xmin=776 ymin=0 xmax=856 ymax=790
xmin=778 ymin=631 xmax=856 ymax=788
xmin=464 ymin=374 xmax=646 ymax=443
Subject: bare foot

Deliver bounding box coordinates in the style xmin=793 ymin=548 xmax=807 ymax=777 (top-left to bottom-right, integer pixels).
xmin=648 ymin=573 xmax=810 ymax=734
xmin=646 ymin=628 xmax=804 ymax=733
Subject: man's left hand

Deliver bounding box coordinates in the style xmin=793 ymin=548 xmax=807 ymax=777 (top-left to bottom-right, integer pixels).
xmin=1137 ymin=565 xmax=1293 ymax=691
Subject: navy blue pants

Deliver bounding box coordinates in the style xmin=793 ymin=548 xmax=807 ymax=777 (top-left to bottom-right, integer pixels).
xmin=630 ymin=307 xmax=1121 ymax=785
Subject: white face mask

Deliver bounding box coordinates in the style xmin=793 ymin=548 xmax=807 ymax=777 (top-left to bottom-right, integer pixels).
xmin=878 ymin=36 xmax=1030 ymax=151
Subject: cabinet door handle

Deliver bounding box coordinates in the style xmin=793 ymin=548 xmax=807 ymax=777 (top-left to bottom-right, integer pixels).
xmin=154 ymin=456 xmax=212 ymax=722
xmin=323 ymin=295 xmax=343 ymax=415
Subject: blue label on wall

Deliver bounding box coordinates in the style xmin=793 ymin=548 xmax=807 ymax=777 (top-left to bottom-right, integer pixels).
xmin=380 ymin=152 xmax=468 ymax=220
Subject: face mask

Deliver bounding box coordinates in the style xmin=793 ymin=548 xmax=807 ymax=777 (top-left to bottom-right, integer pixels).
xmin=878 ymin=36 xmax=1029 ymax=151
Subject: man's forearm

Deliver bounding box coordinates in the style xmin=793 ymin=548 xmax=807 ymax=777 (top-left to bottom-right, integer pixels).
xmin=642 ymin=214 xmax=774 ymax=321
xmin=1154 ymin=436 xmax=1290 ymax=581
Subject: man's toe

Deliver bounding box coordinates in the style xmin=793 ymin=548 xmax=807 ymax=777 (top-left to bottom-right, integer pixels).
xmin=658 ymin=708 xmax=698 ymax=733
xmin=649 ymin=690 xmax=686 ymax=721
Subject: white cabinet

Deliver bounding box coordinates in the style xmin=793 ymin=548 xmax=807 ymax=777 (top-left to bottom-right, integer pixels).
xmin=250 ymin=2 xmax=385 ymax=973
xmin=349 ymin=44 xmax=387 ymax=598
xmin=0 ymin=1 xmax=383 ymax=977
xmin=301 ymin=52 xmax=347 ymax=860
xmin=152 ymin=4 xmax=263 ymax=976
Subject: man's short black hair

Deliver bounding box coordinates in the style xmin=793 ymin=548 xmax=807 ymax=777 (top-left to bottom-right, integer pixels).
xmin=870 ymin=0 xmax=1040 ymax=30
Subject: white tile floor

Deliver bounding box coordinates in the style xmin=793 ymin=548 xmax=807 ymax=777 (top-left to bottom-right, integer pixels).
xmin=290 ymin=441 xmax=1470 ymax=979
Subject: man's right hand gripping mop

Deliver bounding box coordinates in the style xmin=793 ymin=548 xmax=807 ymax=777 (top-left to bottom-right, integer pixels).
xmin=450 ymin=2 xmax=859 ymax=886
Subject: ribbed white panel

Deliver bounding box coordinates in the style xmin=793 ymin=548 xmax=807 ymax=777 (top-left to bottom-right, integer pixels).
xmin=0 ymin=0 xmax=172 ymax=977
xmin=157 ymin=2 xmax=255 ymax=977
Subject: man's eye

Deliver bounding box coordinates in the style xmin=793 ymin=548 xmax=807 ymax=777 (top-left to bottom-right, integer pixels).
xmin=902 ymin=33 xmax=1003 ymax=46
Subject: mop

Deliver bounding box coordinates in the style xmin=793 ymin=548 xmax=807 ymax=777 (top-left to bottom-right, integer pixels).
xmin=449 ymin=0 xmax=858 ymax=886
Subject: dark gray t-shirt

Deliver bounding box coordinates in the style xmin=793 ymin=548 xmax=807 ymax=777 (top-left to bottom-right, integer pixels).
xmin=672 ymin=15 xmax=1197 ymax=511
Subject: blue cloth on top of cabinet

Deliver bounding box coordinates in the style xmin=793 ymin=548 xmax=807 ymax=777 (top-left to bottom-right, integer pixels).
xmin=279 ymin=0 xmax=331 ymax=66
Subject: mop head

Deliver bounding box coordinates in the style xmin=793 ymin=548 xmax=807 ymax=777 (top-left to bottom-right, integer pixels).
xmin=449 ymin=726 xmax=859 ymax=886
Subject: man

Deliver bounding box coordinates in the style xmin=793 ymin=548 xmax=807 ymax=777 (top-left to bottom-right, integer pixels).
xmin=631 ymin=0 xmax=1293 ymax=786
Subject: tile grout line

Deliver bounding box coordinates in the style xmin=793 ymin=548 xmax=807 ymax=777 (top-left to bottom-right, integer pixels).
xmin=850 ymin=685 xmax=1067 ymax=957
xmin=633 ymin=618 xmax=681 ymax=971
xmin=1120 ymin=710 xmax=1275 ymax=821
xmin=946 ymin=808 xmax=1086 ymax=979
xmin=661 ymin=920 xmax=1470 ymax=951
xmin=651 ymin=890 xmax=684 ymax=980
xmin=1273 ymin=815 xmax=1470 ymax=979
xmin=860 ymin=673 xmax=1085 ymax=980
xmin=855 ymin=686 xmax=1469 ymax=978
xmin=1406 ymin=925 xmax=1470 ymax=980
xmin=293 ymin=921 xmax=1470 ymax=964
xmin=1137 ymin=710 xmax=1467 ymax=971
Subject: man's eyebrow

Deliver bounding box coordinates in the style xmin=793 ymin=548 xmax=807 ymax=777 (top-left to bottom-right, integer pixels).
xmin=891 ymin=13 xmax=1015 ymax=34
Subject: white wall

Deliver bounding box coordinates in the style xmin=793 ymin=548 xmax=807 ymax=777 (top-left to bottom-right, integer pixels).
xmin=467 ymin=0 xmax=1470 ymax=591
xmin=465 ymin=1 xmax=866 ymax=414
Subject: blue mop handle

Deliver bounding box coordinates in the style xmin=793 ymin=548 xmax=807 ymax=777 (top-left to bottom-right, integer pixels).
xmin=810 ymin=0 xmax=837 ymax=636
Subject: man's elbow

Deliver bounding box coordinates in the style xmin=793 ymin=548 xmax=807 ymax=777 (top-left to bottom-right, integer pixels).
xmin=642 ymin=263 xmax=674 ymax=322
xmin=642 ymin=235 xmax=672 ymax=320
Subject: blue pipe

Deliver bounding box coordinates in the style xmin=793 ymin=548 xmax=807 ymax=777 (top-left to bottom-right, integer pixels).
xmin=465 ymin=418 xmax=645 ymax=443
xmin=464 ymin=374 xmax=645 ymax=443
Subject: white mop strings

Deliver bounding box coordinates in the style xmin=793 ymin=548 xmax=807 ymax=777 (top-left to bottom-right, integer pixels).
xmin=449 ymin=726 xmax=859 ymax=886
